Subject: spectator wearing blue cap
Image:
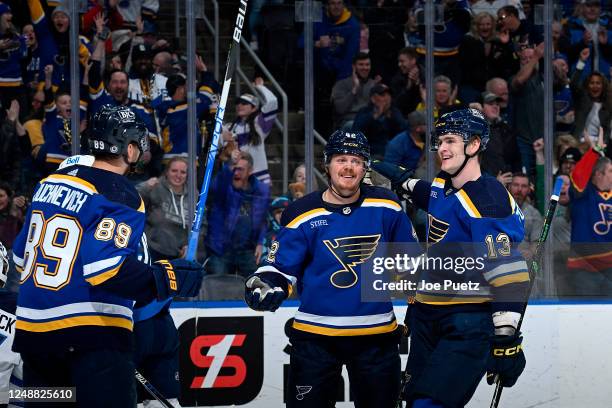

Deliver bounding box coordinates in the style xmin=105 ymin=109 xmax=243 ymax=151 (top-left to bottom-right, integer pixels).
xmin=261 ymin=196 xmax=290 ymax=261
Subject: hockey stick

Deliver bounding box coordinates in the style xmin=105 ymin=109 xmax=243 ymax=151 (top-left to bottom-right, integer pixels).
xmin=185 ymin=0 xmax=249 ymax=261
xmin=396 ymin=303 xmax=413 ymax=408
xmin=135 ymin=369 xmax=174 ymax=408
xmin=489 ymin=176 xmax=564 ymax=408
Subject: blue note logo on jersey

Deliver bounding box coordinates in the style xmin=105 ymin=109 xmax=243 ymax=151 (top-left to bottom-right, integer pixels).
xmin=323 ymin=235 xmax=381 ymax=288
xmin=428 ymin=214 xmax=450 ymax=243
xmin=594 ymin=203 xmax=612 ymax=235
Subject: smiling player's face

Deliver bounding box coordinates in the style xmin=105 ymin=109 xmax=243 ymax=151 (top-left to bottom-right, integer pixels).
xmin=328 ymin=154 xmax=366 ymax=195
xmin=437 ymin=134 xmax=480 ymax=175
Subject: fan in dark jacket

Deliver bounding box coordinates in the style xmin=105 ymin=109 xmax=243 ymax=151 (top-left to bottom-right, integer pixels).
xmin=458 ymin=11 xmax=518 ymax=104
xmin=478 ymin=92 xmax=522 ymax=178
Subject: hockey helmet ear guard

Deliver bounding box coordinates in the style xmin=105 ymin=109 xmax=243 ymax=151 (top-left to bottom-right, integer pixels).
xmin=324 ymin=130 xmax=371 ymax=169
xmin=431 ymin=108 xmax=490 ymax=152
xmin=0 ymin=242 xmax=9 ymax=289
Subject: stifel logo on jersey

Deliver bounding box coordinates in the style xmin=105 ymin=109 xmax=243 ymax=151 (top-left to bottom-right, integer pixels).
xmin=179 ymin=316 xmax=263 ymax=406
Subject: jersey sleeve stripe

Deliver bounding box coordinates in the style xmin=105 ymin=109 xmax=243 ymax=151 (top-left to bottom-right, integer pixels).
xmin=416 ymin=293 xmax=492 ymax=304
xmin=138 ymin=198 xmax=145 ymax=213
xmin=456 ymin=190 xmax=482 ymax=218
xmin=286 ymin=208 xmax=331 ymax=229
xmin=83 ymin=256 xmax=123 ymax=277
xmin=12 ymin=253 xmax=24 ymax=268
xmin=294 ymin=310 xmax=395 ymax=326
xmin=17 ymin=302 xmax=133 ymax=321
xmin=488 ymin=272 xmax=530 ymax=287
xmin=362 ymin=198 xmax=402 ymax=211
xmin=85 ymin=263 xmax=123 ymax=286
xmin=255 ymin=265 xmax=297 ymax=286
xmin=44 ymin=174 xmax=98 ymax=194
xmin=506 ymin=191 xmax=518 ymax=214
xmin=16 ymin=315 xmax=133 ymax=333
xmin=432 ymin=178 xmax=445 ymax=188
xmin=482 ymin=260 xmax=529 ymax=282
xmin=292 ymin=320 xmax=397 ymax=336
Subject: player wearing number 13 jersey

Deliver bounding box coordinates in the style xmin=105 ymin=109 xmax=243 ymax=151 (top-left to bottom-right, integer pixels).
xmin=11 ymin=105 xmax=204 ymax=408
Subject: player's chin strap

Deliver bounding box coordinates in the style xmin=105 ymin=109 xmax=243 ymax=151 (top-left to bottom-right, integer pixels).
xmin=448 ymin=144 xmax=478 ymax=178
xmin=325 ymin=166 xmax=367 ymax=200
xmin=124 ymin=146 xmax=144 ymax=174
xmin=328 ymin=183 xmax=361 ymax=199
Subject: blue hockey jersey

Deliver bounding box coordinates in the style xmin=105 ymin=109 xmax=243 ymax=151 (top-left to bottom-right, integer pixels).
xmin=413 ymin=173 xmax=529 ymax=315
xmin=12 ymin=164 xmax=146 ymax=352
xmin=255 ymin=186 xmax=417 ymax=336
xmin=152 ymin=86 xmax=215 ymax=161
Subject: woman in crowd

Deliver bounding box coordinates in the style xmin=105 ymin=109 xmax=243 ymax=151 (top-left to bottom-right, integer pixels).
xmin=223 ymin=77 xmax=278 ymax=185
xmin=571 ymin=47 xmax=612 ymax=156
xmin=137 ymin=157 xmax=197 ymax=261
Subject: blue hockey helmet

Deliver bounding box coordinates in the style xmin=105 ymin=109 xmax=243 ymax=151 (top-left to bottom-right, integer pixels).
xmin=431 ymin=108 xmax=489 ymax=152
xmin=90 ymin=105 xmax=150 ymax=156
xmin=324 ymin=130 xmax=370 ymax=166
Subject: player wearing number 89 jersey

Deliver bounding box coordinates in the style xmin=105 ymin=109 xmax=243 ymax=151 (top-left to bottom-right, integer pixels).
xmin=11 ymin=105 xmax=204 ymax=408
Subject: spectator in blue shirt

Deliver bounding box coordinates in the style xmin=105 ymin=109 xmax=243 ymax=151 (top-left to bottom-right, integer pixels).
xmin=384 ymin=110 xmax=425 ymax=171
xmin=205 ymin=151 xmax=270 ymax=276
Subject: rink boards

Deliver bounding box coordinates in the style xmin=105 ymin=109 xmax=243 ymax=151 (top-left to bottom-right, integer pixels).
xmin=169 ymin=301 xmax=612 ymax=408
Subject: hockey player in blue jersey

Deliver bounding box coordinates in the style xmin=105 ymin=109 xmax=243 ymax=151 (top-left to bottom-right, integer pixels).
xmin=376 ymin=108 xmax=529 ymax=407
xmin=244 ymin=130 xmax=418 ymax=407
xmin=11 ymin=105 xmax=204 ymax=408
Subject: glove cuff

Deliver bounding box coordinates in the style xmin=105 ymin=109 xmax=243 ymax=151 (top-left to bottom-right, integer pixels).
xmin=153 ymin=260 xmax=178 ymax=297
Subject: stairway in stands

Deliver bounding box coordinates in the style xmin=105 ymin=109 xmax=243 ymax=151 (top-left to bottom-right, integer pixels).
xmin=156 ymin=2 xmax=320 ymax=197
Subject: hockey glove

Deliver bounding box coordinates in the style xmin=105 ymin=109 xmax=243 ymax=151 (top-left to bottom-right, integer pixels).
xmin=244 ymin=275 xmax=287 ymax=312
xmin=486 ymin=333 xmax=526 ymax=387
xmin=369 ymin=160 xmax=416 ymax=202
xmin=151 ymin=259 xmax=204 ymax=300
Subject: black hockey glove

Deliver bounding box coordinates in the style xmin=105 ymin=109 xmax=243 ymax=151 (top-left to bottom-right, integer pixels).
xmin=151 ymin=259 xmax=204 ymax=300
xmin=244 ymin=275 xmax=287 ymax=312
xmin=486 ymin=333 xmax=526 ymax=387
xmin=369 ymin=160 xmax=416 ymax=202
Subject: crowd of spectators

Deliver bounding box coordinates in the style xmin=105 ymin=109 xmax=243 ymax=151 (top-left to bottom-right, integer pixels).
xmin=0 ymin=0 xmax=610 ymax=297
